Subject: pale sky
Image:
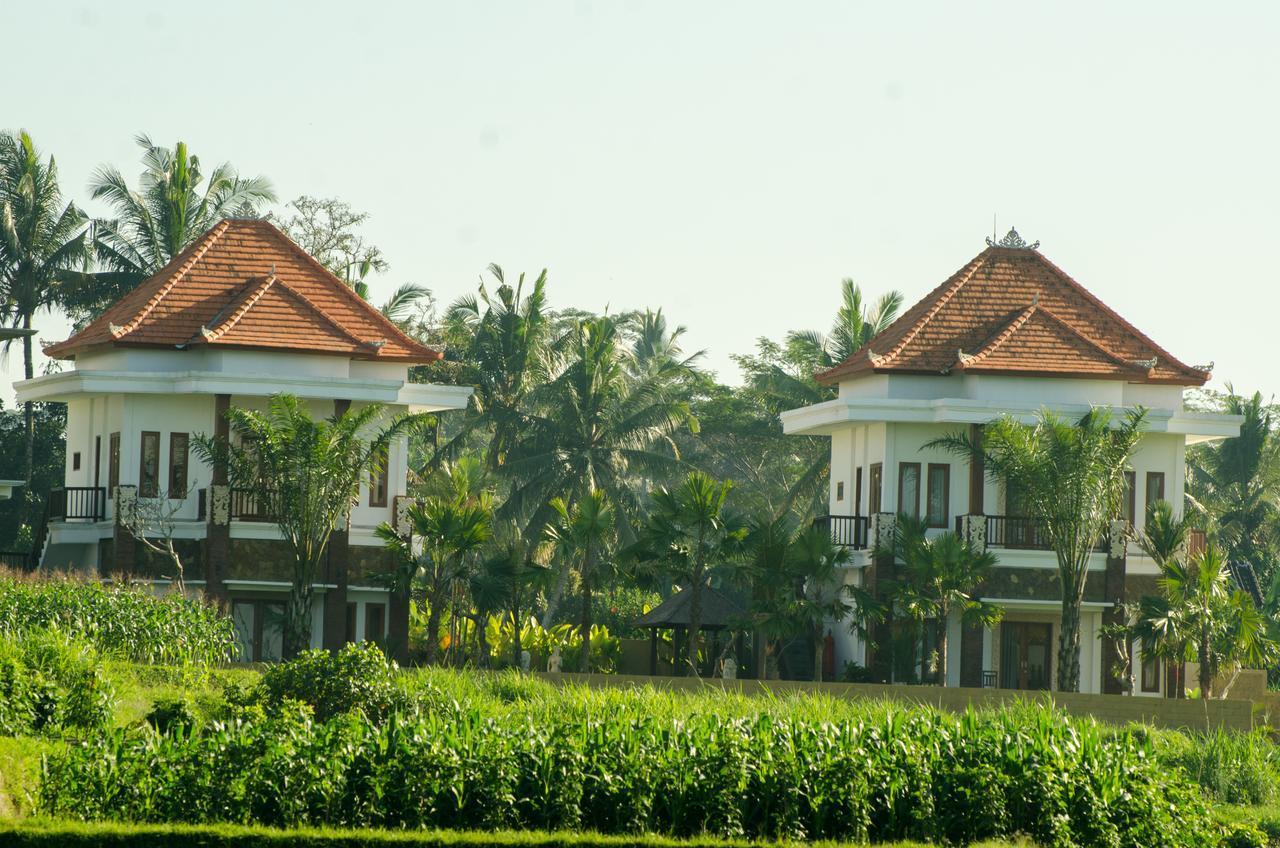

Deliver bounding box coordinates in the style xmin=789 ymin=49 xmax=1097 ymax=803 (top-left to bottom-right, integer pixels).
xmin=4 ymin=1 xmax=1279 ymax=404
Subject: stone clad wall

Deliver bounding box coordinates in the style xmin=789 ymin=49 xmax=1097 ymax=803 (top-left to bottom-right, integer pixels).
xmin=540 ymin=672 xmax=1257 ymax=732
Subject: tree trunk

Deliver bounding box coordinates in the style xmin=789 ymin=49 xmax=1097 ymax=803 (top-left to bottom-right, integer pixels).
xmin=813 ymin=630 xmax=824 ymax=683
xmin=511 ymin=606 xmax=523 ymax=669
xmin=475 ymin=614 xmax=491 ymax=668
xmin=22 ymin=314 xmax=34 ymax=486
xmin=579 ymin=558 xmax=593 ymax=674
xmin=936 ymin=614 xmax=948 ymax=687
xmin=425 ymin=591 xmax=444 ymax=665
xmin=1057 ymin=595 xmax=1082 ymax=692
xmin=541 ymin=561 xmax=571 ymax=629
xmin=1199 ymin=628 xmax=1213 ymax=699
xmin=284 ymin=578 xmax=313 ymax=660
xmin=687 ymin=565 xmax=703 ymax=677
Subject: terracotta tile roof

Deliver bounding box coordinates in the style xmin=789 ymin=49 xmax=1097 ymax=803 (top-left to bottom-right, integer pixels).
xmin=818 ymin=241 xmax=1210 ymax=386
xmin=46 ymin=219 xmax=442 ymax=364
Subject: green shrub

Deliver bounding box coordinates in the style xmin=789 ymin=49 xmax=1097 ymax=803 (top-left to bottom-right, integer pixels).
xmin=1155 ymin=728 xmax=1280 ymax=805
xmin=0 ymin=629 xmax=115 ymax=736
xmin=145 ymin=696 xmax=197 ymax=734
xmin=38 ymin=691 xmax=1217 ymax=846
xmin=0 ymin=575 xmax=235 ymax=668
xmin=256 ymin=642 xmax=407 ymax=722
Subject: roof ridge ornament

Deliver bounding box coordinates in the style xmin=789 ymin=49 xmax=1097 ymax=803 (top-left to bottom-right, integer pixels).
xmin=1130 ymin=357 xmax=1158 ymax=370
xmin=985 ymin=227 xmax=1040 ymax=250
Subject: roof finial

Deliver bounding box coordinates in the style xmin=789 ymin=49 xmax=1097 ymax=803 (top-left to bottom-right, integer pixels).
xmin=985 ymin=227 xmax=1040 ymax=250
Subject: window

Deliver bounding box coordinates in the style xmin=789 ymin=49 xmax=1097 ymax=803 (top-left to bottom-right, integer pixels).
xmin=72 ymin=452 xmax=81 ymax=471
xmin=854 ymin=467 xmax=863 ymax=516
xmin=1122 ymin=471 xmax=1136 ymax=526
xmin=1140 ymin=651 xmax=1161 ymax=693
xmin=926 ymin=463 xmax=950 ymax=528
xmin=1145 ymin=472 xmax=1165 ymax=517
xmin=139 ymin=431 xmax=161 ymax=498
xmin=835 ymin=481 xmax=844 ymax=502
xmin=868 ymin=463 xmax=883 ymax=513
xmin=898 ymin=462 xmax=921 ymax=518
xmin=345 ymin=603 xmax=358 ymax=644
xmin=94 ymin=436 xmax=102 ymax=489
xmin=364 ymin=603 xmax=386 ymax=646
xmin=108 ymin=432 xmax=120 ymax=494
xmin=369 ymin=445 xmax=389 ymax=507
xmin=168 ymin=433 xmax=189 ymax=495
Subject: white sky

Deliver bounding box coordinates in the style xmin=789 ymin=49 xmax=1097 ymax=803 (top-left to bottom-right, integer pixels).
xmin=4 ymin=1 xmax=1279 ymax=404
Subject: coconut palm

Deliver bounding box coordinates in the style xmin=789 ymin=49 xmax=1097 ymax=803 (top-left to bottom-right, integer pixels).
xmin=0 ymin=131 xmax=91 ymax=483
xmin=1186 ymin=389 xmax=1280 ymax=586
xmin=629 ymin=471 xmax=746 ymax=676
xmin=786 ymin=278 xmax=904 ymax=370
xmin=78 ymin=135 xmax=274 ymax=318
xmin=929 ymin=408 xmax=1146 ymax=692
xmin=194 ymin=394 xmax=420 ymax=658
xmin=438 ymin=265 xmax=552 ymax=472
xmin=472 ymin=519 xmax=554 ymax=668
xmin=502 ymin=315 xmax=693 ymax=544
xmin=545 ymin=489 xmax=616 ymax=671
xmin=377 ymin=473 xmax=493 ymax=666
xmin=877 ymin=514 xmax=1003 ymax=686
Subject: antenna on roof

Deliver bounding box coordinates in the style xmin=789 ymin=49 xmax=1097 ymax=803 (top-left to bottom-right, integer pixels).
xmin=993 ymin=213 xmax=997 ymax=243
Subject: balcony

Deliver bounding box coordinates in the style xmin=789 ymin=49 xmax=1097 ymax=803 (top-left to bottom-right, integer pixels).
xmin=49 ymin=487 xmax=105 ymax=522
xmin=975 ymin=515 xmax=1107 ymax=552
xmin=817 ymin=514 xmax=869 ymax=550
xmin=196 ymin=487 xmax=280 ymax=522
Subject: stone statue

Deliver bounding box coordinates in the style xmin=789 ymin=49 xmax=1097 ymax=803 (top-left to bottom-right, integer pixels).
xmin=548 ymin=645 xmax=562 ymax=673
xmin=721 ymin=656 xmax=737 ymax=680
xmin=520 ymin=649 xmax=532 ymax=673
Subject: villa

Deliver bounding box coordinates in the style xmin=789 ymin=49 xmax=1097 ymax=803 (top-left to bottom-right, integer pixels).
xmin=782 ymin=229 xmax=1243 ymax=696
xmin=14 ymin=219 xmax=471 ymax=662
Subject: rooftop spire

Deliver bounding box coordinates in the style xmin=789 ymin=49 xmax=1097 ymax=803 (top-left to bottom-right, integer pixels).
xmin=985 ymin=227 xmax=1040 ymax=250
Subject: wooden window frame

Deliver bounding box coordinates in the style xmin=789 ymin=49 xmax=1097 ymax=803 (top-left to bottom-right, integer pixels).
xmin=139 ymin=431 xmax=161 ymax=498
xmin=898 ymin=462 xmax=921 ymax=518
xmin=364 ymin=602 xmax=386 ymax=646
xmin=345 ymin=602 xmax=358 ymax=645
xmin=1122 ymin=471 xmax=1136 ymax=526
xmin=369 ymin=445 xmax=389 ymax=508
xmin=168 ymin=432 xmax=189 ymax=497
xmin=868 ymin=463 xmax=883 ymax=514
xmin=108 ymin=432 xmax=121 ymax=495
xmin=94 ymin=436 xmax=102 ymax=490
xmin=854 ymin=467 xmax=863 ymax=516
xmin=835 ymin=481 xmax=844 ymax=502
xmin=1145 ymin=471 xmax=1166 ymax=517
xmin=72 ymin=452 xmax=81 ymax=472
xmin=926 ymin=463 xmax=950 ymax=528
xmin=1140 ymin=650 xmax=1161 ymax=693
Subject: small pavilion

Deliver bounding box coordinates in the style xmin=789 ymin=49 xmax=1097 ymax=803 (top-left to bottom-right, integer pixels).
xmin=635 ymin=585 xmax=746 ymax=677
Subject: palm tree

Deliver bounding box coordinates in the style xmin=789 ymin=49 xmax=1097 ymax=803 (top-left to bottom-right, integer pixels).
xmin=545 ymin=489 xmax=615 ymax=671
xmin=929 ymin=408 xmax=1145 ymax=692
xmin=1186 ymin=389 xmax=1280 ymax=587
xmin=439 ymin=264 xmax=552 ymax=472
xmin=193 ymin=394 xmax=420 ymax=658
xmin=473 ymin=520 xmax=553 ymax=668
xmin=0 ymin=131 xmax=90 ymax=483
xmin=377 ymin=473 xmax=493 ymax=665
xmin=629 ymin=471 xmax=746 ymax=676
xmin=738 ymin=279 xmax=903 ymax=515
xmin=79 ymin=135 xmax=275 ymax=319
xmin=502 ymin=315 xmax=694 ymax=545
xmin=1135 ymin=537 xmax=1274 ymax=699
xmin=625 ymin=308 xmax=704 ymax=382
xmin=786 ymin=524 xmax=875 ymax=682
xmin=877 ymin=515 xmax=1002 ymax=686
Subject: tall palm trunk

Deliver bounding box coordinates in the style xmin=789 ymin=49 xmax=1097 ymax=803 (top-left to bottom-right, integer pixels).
xmin=812 ymin=625 xmax=825 ymax=683
xmin=936 ymin=611 xmax=949 ymax=687
xmin=541 ymin=561 xmax=571 ymax=629
xmin=1199 ymin=627 xmax=1213 ymax=698
xmin=1057 ymin=595 xmax=1082 ymax=692
xmin=687 ymin=562 xmax=704 ymax=677
xmin=425 ymin=579 xmax=446 ymax=665
xmin=511 ymin=606 xmax=523 ymax=669
xmin=284 ymin=566 xmax=313 ymax=660
xmin=22 ymin=313 xmax=34 ymax=485
xmin=579 ymin=550 xmax=594 ymax=674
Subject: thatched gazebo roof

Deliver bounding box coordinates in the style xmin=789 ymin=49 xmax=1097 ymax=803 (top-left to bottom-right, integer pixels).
xmin=635 ymin=585 xmax=746 ymax=631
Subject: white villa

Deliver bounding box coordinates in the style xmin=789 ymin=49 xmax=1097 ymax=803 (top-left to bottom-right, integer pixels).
xmin=782 ymin=229 xmax=1243 ymax=696
xmin=15 ymin=218 xmax=471 ymax=662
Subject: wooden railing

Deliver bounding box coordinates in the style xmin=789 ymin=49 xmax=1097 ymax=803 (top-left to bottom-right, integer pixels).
xmin=984 ymin=515 xmax=1107 ymax=552
xmin=48 ymin=487 xmax=105 ymax=522
xmin=816 ymin=514 xmax=869 ymax=550
xmin=0 ymin=551 xmax=30 ymax=572
xmin=230 ymin=488 xmax=279 ymax=522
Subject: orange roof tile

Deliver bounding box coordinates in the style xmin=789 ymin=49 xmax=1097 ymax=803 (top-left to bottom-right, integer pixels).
xmin=46 ymin=219 xmax=442 ymax=364
xmin=819 ymin=233 xmax=1209 ymax=386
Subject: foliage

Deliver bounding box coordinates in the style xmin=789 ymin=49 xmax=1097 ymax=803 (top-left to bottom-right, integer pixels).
xmin=876 ymin=515 xmax=1003 ymax=686
xmin=0 ymin=629 xmax=115 ymax=737
xmin=0 ymin=574 xmax=234 ymax=668
xmin=38 ymin=687 xmax=1217 ymax=847
xmin=0 ymin=400 xmax=65 ymax=551
xmin=80 ymin=134 xmax=275 ymax=319
xmin=1151 ymin=727 xmax=1280 ymax=806
xmin=929 ymin=407 xmax=1146 ymax=692
xmin=195 ymin=394 xmax=422 ymax=658
xmin=144 ymin=696 xmax=197 ymax=735
xmin=254 ymin=643 xmax=408 ymax=723
xmin=546 ymin=490 xmax=615 ymax=671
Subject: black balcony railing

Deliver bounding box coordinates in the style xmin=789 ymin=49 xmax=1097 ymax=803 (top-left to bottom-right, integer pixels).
xmin=0 ymin=551 xmax=30 ymax=571
xmin=984 ymin=515 xmax=1107 ymax=552
xmin=230 ymin=488 xmax=279 ymax=522
xmin=48 ymin=487 xmax=105 ymax=522
xmin=817 ymin=514 xmax=869 ymax=550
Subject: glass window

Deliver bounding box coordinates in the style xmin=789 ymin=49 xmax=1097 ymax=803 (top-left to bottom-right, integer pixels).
xmin=369 ymin=445 xmax=389 ymax=507
xmin=836 ymin=481 xmax=844 ymax=502
xmin=169 ymin=433 xmax=189 ymax=495
xmin=869 ymin=463 xmax=883 ymax=513
xmin=139 ymin=431 xmax=160 ymax=498
xmin=926 ymin=463 xmax=950 ymax=527
xmin=108 ymin=432 xmax=120 ymax=494
xmin=1122 ymin=471 xmax=1136 ymax=525
xmin=1140 ymin=651 xmax=1161 ymax=693
xmin=1145 ymin=472 xmax=1165 ymax=517
xmin=898 ymin=463 xmax=921 ymax=518
xmin=854 ymin=467 xmax=863 ymax=516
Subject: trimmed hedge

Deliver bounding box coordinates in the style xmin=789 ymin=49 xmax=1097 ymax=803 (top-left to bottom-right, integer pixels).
xmin=0 ymin=822 xmax=808 ymax=848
